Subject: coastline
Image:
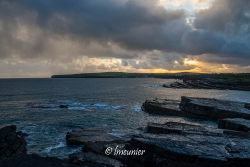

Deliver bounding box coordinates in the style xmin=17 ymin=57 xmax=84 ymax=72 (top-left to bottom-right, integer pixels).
xmin=51 ymin=72 xmax=250 ymax=91
xmin=1 ymin=96 xmax=250 ymax=167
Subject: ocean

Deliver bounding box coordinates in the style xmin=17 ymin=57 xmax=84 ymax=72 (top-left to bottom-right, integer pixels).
xmin=1 ymin=78 xmax=250 ymax=158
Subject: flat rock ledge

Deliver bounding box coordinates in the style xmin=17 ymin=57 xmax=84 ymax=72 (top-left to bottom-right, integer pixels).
xmin=245 ymin=103 xmax=250 ymax=109
xmin=0 ymin=125 xmax=26 ymax=160
xmin=123 ymin=121 xmax=250 ymax=167
xmin=219 ymin=118 xmax=250 ymax=132
xmin=67 ymin=121 xmax=250 ymax=167
xmin=67 ymin=127 xmax=130 ymax=167
xmin=65 ymin=98 xmax=250 ymax=167
xmin=180 ymin=96 xmax=250 ymax=120
xmin=142 ymin=99 xmax=184 ymax=116
xmin=127 ymin=132 xmax=250 ymax=167
xmin=0 ymin=125 xmax=127 ymax=167
xmin=2 ymin=122 xmax=250 ymax=167
xmin=147 ymin=122 xmax=223 ymax=136
xmin=143 ymin=96 xmax=250 ymax=121
xmin=69 ymin=151 xmax=126 ymax=167
xmin=0 ymin=154 xmax=80 ymax=167
xmin=66 ymin=127 xmax=120 ymax=145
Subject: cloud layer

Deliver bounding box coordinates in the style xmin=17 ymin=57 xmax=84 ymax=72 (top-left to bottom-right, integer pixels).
xmin=0 ymin=0 xmax=249 ymax=77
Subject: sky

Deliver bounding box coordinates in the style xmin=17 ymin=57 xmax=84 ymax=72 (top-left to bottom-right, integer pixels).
xmin=0 ymin=0 xmax=250 ymax=78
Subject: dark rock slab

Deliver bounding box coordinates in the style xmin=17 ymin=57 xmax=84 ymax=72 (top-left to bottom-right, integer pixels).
xmin=30 ymin=104 xmax=54 ymax=109
xmin=82 ymin=139 xmax=131 ymax=164
xmin=180 ymin=96 xmax=250 ymax=120
xmin=69 ymin=152 xmax=126 ymax=167
xmin=163 ymin=80 xmax=216 ymax=90
xmin=142 ymin=99 xmax=185 ymax=116
xmin=163 ymin=81 xmax=191 ymax=89
xmin=59 ymin=104 xmax=69 ymax=108
xmin=147 ymin=122 xmax=223 ymax=137
xmin=126 ymin=132 xmax=250 ymax=167
xmin=163 ymin=79 xmax=250 ymax=91
xmin=0 ymin=125 xmax=26 ymax=160
xmin=66 ymin=127 xmax=119 ymax=145
xmin=218 ymin=118 xmax=250 ymax=132
xmin=225 ymin=138 xmax=250 ymax=166
xmin=0 ymin=154 xmax=85 ymax=167
xmin=82 ymin=141 xmax=109 ymax=155
xmin=30 ymin=103 xmax=69 ymax=109
xmin=126 ymin=133 xmax=230 ymax=167
xmin=245 ymin=103 xmax=250 ymax=109
xmin=223 ymin=130 xmax=250 ymax=138
xmin=83 ymin=139 xmax=129 ymax=155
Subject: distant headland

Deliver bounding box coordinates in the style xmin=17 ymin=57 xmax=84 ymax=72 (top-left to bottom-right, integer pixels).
xmin=51 ymin=72 xmax=250 ymax=91
xmin=51 ymin=72 xmax=250 ymax=79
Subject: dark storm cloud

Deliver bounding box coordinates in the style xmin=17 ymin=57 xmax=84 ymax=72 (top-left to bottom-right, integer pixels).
xmin=0 ymin=0 xmax=250 ymax=67
xmin=192 ymin=0 xmax=250 ymax=65
xmin=0 ymin=0 xmax=188 ymax=59
xmin=194 ymin=0 xmax=250 ymax=33
xmin=182 ymin=30 xmax=225 ymax=55
xmin=121 ymin=52 xmax=191 ymax=71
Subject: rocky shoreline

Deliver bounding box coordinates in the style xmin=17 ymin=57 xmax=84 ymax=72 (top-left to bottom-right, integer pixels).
xmin=163 ymin=78 xmax=250 ymax=91
xmin=1 ymin=96 xmax=250 ymax=167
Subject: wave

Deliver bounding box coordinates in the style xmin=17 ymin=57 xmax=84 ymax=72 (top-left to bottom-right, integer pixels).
xmin=143 ymin=84 xmax=163 ymax=88
xmin=134 ymin=104 xmax=142 ymax=112
xmin=42 ymin=142 xmax=65 ymax=154
xmin=28 ymin=100 xmax=122 ymax=111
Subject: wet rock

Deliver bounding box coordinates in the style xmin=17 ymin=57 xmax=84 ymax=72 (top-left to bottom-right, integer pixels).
xmin=225 ymin=138 xmax=250 ymax=166
xmin=83 ymin=139 xmax=129 ymax=155
xmin=31 ymin=103 xmax=68 ymax=109
xmin=163 ymin=79 xmax=250 ymax=91
xmin=163 ymin=80 xmax=215 ymax=90
xmin=163 ymin=81 xmax=191 ymax=89
xmin=30 ymin=104 xmax=52 ymax=108
xmin=126 ymin=133 xmax=230 ymax=167
xmin=0 ymin=154 xmax=82 ymax=167
xmin=126 ymin=132 xmax=250 ymax=167
xmin=0 ymin=125 xmax=26 ymax=160
xmin=69 ymin=152 xmax=126 ymax=167
xmin=142 ymin=99 xmax=185 ymax=116
xmin=245 ymin=103 xmax=250 ymax=109
xmin=82 ymin=139 xmax=131 ymax=164
xmin=223 ymin=130 xmax=250 ymax=138
xmin=82 ymin=141 xmax=108 ymax=155
xmin=147 ymin=122 xmax=223 ymax=137
xmin=218 ymin=118 xmax=250 ymax=132
xmin=67 ymin=128 xmax=131 ymax=166
xmin=59 ymin=104 xmax=68 ymax=108
xmin=180 ymin=96 xmax=250 ymax=120
xmin=66 ymin=127 xmax=119 ymax=145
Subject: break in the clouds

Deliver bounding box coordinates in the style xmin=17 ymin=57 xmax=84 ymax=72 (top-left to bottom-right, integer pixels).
xmin=0 ymin=0 xmax=250 ymax=77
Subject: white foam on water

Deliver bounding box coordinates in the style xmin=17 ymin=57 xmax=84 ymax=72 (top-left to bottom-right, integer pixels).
xmin=67 ymin=106 xmax=87 ymax=110
xmin=109 ymin=105 xmax=122 ymax=110
xmin=18 ymin=124 xmax=38 ymax=135
xmin=30 ymin=99 xmax=123 ymax=112
xmin=58 ymin=100 xmax=122 ymax=111
xmin=92 ymin=103 xmax=108 ymax=107
xmin=134 ymin=104 xmax=142 ymax=112
xmin=142 ymin=84 xmax=163 ymax=88
xmin=108 ymin=132 xmax=124 ymax=139
xmin=149 ymin=84 xmax=162 ymax=88
xmin=87 ymin=102 xmax=122 ymax=110
xmin=42 ymin=142 xmax=65 ymax=153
